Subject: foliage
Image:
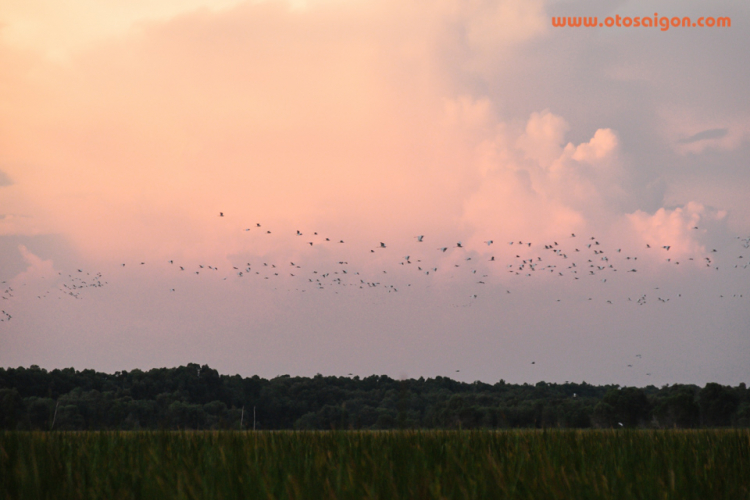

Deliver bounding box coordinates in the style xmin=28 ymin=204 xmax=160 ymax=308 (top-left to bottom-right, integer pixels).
xmin=1 ymin=430 xmax=748 ymax=499
xmin=0 ymin=365 xmax=747 ymax=430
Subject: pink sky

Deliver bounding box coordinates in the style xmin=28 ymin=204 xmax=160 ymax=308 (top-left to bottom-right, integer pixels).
xmin=1 ymin=0 xmax=748 ymax=385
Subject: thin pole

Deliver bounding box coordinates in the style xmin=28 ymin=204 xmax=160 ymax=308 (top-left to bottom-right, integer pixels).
xmin=51 ymin=400 xmax=59 ymax=430
xmin=240 ymin=406 xmax=244 ymax=430
xmin=253 ymin=406 xmax=256 ymax=431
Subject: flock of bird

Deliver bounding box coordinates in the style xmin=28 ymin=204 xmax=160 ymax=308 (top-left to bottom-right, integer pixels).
xmin=2 ymin=213 xmax=747 ymax=310
xmin=169 ymin=215 xmax=747 ymax=304
xmin=1 ymin=212 xmax=748 ymax=378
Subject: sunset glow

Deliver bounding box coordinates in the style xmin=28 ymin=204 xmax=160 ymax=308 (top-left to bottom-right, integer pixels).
xmin=1 ymin=0 xmax=748 ymax=385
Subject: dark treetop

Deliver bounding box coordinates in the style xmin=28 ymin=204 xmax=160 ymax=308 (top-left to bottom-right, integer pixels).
xmin=1 ymin=364 xmax=747 ymax=430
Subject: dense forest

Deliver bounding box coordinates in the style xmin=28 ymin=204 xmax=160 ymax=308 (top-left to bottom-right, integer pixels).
xmin=1 ymin=364 xmax=748 ymax=430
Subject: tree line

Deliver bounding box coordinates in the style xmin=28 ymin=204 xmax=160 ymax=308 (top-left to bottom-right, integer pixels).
xmin=0 ymin=364 xmax=748 ymax=430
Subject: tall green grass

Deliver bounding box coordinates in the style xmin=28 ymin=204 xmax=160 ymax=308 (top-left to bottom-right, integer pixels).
xmin=1 ymin=430 xmax=748 ymax=499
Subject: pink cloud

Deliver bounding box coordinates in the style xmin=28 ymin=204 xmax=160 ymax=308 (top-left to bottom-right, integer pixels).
xmin=626 ymin=202 xmax=728 ymax=258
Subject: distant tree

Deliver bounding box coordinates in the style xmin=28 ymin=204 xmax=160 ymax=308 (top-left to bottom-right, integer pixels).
xmin=593 ymin=387 xmax=651 ymax=428
xmin=652 ymin=385 xmax=700 ymax=428
xmin=2 ymin=364 xmax=747 ymax=430
xmin=22 ymin=397 xmax=55 ymax=429
xmin=54 ymin=405 xmax=85 ymax=430
xmin=698 ymin=383 xmax=740 ymax=427
xmin=0 ymin=388 xmax=23 ymax=429
xmin=559 ymin=400 xmax=592 ymax=428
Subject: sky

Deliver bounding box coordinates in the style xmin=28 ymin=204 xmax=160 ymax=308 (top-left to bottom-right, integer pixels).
xmin=1 ymin=0 xmax=748 ymax=386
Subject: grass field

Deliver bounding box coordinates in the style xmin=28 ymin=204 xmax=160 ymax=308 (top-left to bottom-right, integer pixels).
xmin=1 ymin=429 xmax=749 ymax=499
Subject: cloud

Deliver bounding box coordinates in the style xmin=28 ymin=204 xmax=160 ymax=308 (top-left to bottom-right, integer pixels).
xmin=626 ymin=202 xmax=728 ymax=257
xmin=11 ymin=244 xmax=58 ymax=284
xmin=517 ymin=110 xmax=570 ymax=167
xmin=0 ymin=170 xmax=12 ymax=187
xmin=458 ymin=105 xmax=738 ymax=267
xmin=461 ymin=108 xmax=629 ymax=248
xmin=443 ymin=95 xmax=495 ymax=131
xmin=0 ymin=0 xmax=747 ymax=273
xmin=0 ymin=0 xmax=247 ymax=61
xmin=669 ymin=118 xmax=749 ymax=156
xmin=677 ymin=128 xmax=729 ymax=144
xmin=461 ymin=0 xmax=548 ymax=52
xmin=0 ymin=214 xmax=38 ymax=237
xmin=0 ymin=1 xmax=748 ymax=385
xmin=659 ymin=105 xmax=750 ymax=156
